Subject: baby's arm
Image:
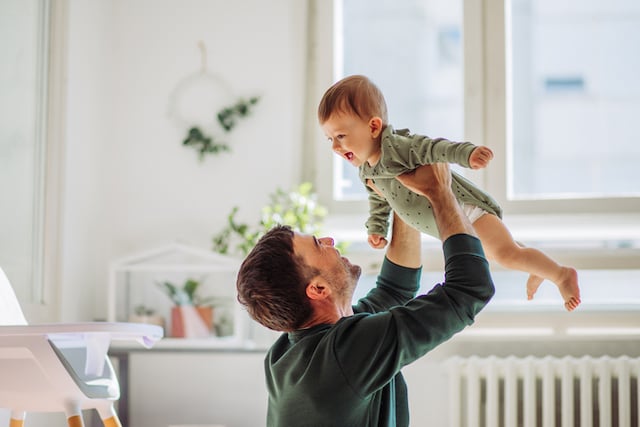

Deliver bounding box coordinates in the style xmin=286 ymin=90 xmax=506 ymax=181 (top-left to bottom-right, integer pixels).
xmin=365 ymin=181 xmax=392 ymax=250
xmin=382 ymin=131 xmax=488 ymax=172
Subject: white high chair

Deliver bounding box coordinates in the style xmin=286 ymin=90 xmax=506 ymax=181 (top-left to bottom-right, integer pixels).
xmin=0 ymin=267 xmax=163 ymax=427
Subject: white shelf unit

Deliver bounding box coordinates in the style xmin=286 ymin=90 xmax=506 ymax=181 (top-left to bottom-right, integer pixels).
xmin=107 ymin=243 xmax=248 ymax=346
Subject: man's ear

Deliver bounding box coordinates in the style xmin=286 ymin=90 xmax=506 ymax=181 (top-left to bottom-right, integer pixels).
xmin=306 ymin=277 xmax=331 ymax=301
xmin=369 ymin=116 xmax=383 ymax=138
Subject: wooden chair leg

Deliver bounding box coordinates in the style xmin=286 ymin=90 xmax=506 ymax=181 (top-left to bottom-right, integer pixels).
xmin=66 ymin=414 xmax=85 ymax=427
xmin=95 ymin=402 xmax=122 ymax=427
xmin=101 ymin=416 xmax=122 ymax=427
xmin=9 ymin=412 xmax=25 ymax=427
xmin=65 ymin=403 xmax=85 ymax=427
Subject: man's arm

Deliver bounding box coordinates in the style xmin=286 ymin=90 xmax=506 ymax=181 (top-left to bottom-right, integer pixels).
xmin=340 ymin=163 xmax=494 ymax=395
xmin=385 ymin=212 xmax=421 ymax=268
xmin=352 ymin=212 xmax=421 ymax=314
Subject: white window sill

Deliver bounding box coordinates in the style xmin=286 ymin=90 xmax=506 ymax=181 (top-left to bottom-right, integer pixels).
xmin=453 ymin=326 xmax=640 ymax=342
xmin=324 ymin=212 xmax=640 ymax=246
xmin=334 ymin=212 xmax=640 ymax=315
xmin=324 ymin=212 xmax=640 ymax=271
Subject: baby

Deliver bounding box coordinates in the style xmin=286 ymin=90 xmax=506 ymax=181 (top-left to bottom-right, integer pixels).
xmin=318 ymin=74 xmax=580 ymax=311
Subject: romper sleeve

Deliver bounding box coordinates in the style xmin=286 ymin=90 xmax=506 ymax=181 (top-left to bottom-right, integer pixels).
xmin=380 ymin=129 xmax=479 ymax=174
xmin=365 ymin=185 xmax=392 ymax=237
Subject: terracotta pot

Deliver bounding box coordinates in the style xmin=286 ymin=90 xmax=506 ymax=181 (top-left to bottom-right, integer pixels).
xmin=170 ymin=305 xmax=213 ymax=338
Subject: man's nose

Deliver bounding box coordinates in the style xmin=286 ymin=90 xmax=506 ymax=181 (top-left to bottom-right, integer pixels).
xmin=319 ymin=237 xmax=335 ymax=246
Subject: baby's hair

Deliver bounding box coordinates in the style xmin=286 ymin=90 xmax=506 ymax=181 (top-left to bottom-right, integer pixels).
xmin=318 ymin=75 xmax=388 ymax=125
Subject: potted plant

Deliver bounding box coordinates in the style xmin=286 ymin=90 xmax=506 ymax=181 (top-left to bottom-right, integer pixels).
xmin=158 ymin=278 xmax=215 ymax=338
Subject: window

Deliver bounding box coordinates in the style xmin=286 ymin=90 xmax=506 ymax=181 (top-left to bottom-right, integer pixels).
xmin=504 ymin=0 xmax=640 ymax=207
xmin=314 ymin=0 xmax=640 ymax=215
xmin=0 ymin=0 xmax=63 ymax=321
xmin=486 ymin=0 xmax=640 ymax=214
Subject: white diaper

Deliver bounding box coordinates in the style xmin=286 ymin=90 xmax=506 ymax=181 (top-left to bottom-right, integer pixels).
xmin=462 ymin=203 xmax=488 ymax=223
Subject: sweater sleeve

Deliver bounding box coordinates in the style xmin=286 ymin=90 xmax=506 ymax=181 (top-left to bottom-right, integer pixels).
xmin=352 ymin=256 xmax=422 ymax=314
xmin=334 ymin=234 xmax=495 ymax=396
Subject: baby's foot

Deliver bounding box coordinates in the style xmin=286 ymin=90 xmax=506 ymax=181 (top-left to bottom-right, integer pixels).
xmin=526 ymin=274 xmax=544 ymax=300
xmin=556 ymin=267 xmax=581 ymax=312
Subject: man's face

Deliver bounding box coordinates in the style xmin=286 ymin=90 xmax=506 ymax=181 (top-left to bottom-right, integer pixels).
xmin=292 ymin=233 xmax=361 ymax=299
xmin=321 ymin=113 xmax=380 ymax=167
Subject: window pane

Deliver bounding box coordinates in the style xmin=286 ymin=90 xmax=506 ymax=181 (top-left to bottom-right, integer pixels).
xmin=509 ymin=0 xmax=640 ymax=199
xmin=335 ymin=0 xmax=463 ymax=200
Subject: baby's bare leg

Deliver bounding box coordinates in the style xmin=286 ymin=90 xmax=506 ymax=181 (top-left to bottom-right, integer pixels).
xmin=473 ymin=214 xmax=581 ymax=311
xmin=512 ymin=241 xmax=544 ymax=299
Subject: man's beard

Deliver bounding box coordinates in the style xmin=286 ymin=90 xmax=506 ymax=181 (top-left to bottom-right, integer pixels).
xmin=327 ymin=259 xmax=362 ymax=298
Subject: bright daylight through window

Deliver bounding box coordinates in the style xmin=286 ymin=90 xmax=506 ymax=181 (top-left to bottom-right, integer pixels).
xmin=333 ymin=0 xmax=640 ymax=205
xmin=508 ymin=0 xmax=640 ymax=199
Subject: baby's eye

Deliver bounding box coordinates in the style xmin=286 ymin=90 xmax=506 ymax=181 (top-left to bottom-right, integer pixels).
xmin=336 ymin=134 xmax=345 ymax=140
xmin=326 ymin=137 xmax=333 ymax=143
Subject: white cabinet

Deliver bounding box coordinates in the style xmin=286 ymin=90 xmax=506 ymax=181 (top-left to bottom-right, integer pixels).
xmin=128 ymin=351 xmax=268 ymax=427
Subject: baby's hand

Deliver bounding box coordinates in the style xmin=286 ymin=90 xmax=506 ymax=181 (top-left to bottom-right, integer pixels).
xmin=469 ymin=146 xmax=493 ymax=169
xmin=368 ymin=234 xmax=388 ymax=249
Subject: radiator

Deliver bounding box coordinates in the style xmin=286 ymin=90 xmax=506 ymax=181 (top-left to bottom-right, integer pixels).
xmin=445 ymin=356 xmax=640 ymax=427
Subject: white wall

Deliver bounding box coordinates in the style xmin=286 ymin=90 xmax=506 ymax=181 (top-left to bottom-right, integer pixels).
xmin=61 ymin=0 xmax=308 ymax=321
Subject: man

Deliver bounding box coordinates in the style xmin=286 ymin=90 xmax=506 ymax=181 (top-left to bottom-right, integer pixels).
xmin=236 ymin=163 xmax=495 ymax=427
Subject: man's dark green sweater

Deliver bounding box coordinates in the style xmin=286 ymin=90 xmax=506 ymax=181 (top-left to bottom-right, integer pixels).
xmin=264 ymin=234 xmax=494 ymax=426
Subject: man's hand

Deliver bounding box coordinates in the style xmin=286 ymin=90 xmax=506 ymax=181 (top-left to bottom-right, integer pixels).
xmin=396 ymin=163 xmax=477 ymax=240
xmin=396 ymin=162 xmax=452 ymax=200
xmin=469 ymin=146 xmax=493 ymax=169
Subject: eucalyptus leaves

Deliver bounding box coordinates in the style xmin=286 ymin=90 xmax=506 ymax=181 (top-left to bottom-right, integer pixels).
xmin=183 ymin=96 xmax=260 ymax=161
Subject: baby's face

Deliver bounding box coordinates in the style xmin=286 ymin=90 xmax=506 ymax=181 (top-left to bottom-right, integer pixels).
xmin=321 ymin=113 xmax=381 ymax=167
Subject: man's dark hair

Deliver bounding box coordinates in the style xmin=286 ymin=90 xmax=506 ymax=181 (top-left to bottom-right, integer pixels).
xmin=236 ymin=225 xmax=317 ymax=332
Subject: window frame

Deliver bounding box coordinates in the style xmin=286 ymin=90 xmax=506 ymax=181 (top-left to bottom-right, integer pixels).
xmin=481 ymin=0 xmax=640 ymax=215
xmin=18 ymin=0 xmax=66 ymax=323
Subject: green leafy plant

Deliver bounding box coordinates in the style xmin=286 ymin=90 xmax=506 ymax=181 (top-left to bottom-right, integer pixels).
xmin=182 ymin=96 xmax=260 ymax=161
xmin=217 ymin=96 xmax=260 ymax=132
xmin=211 ymin=206 xmax=261 ymax=257
xmin=157 ymin=278 xmax=216 ymax=306
xmin=183 ymin=127 xmax=230 ymax=160
xmin=212 ymin=182 xmax=348 ymax=257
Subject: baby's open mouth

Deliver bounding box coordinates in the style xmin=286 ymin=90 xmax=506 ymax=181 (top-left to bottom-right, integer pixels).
xmin=345 ymin=152 xmax=354 ymax=161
